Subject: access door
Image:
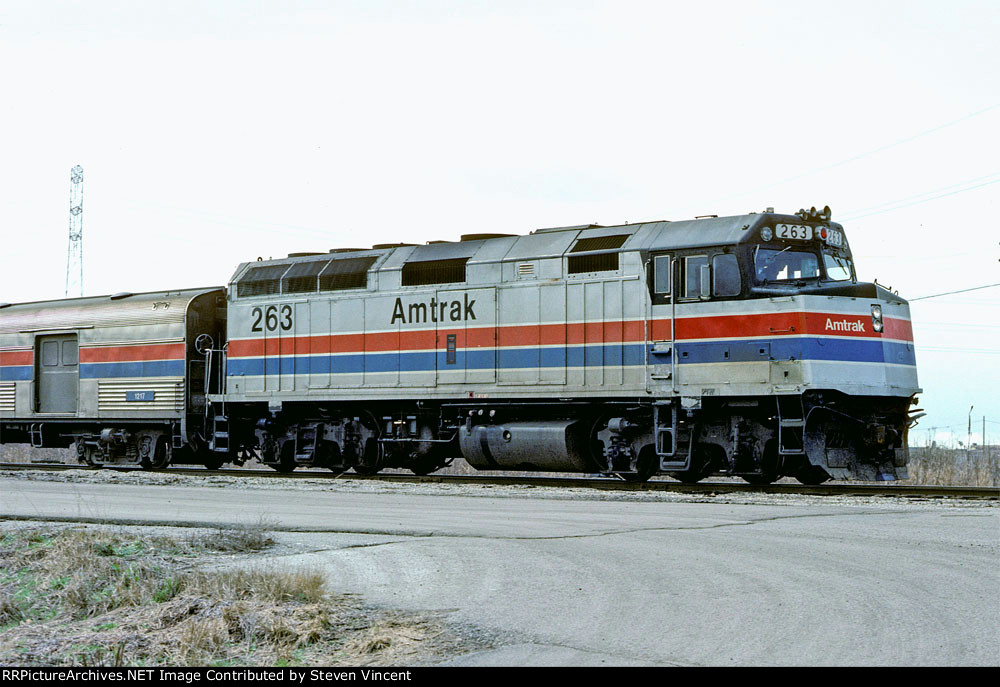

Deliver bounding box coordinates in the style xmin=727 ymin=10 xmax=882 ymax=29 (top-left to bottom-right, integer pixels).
xmin=36 ymin=334 xmax=78 ymax=413
xmin=436 ymin=287 xmax=496 ymax=384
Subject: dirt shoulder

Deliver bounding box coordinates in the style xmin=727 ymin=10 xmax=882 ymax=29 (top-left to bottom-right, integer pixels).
xmin=0 ymin=522 xmax=493 ymax=667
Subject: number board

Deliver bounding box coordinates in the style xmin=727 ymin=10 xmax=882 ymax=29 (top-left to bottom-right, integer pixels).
xmin=126 ymin=390 xmax=155 ymax=402
xmin=775 ymin=224 xmax=813 ymax=241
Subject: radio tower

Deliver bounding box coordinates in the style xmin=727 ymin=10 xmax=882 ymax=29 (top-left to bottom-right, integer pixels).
xmin=65 ymin=165 xmax=84 ymax=297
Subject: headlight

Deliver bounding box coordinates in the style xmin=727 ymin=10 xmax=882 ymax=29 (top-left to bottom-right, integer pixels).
xmin=760 ymin=227 xmax=773 ymax=241
xmin=871 ymin=303 xmax=883 ymax=333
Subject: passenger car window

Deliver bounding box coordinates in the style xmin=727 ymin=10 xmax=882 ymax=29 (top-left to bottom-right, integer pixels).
xmin=42 ymin=341 xmax=59 ymax=366
xmin=62 ymin=341 xmax=78 ymax=366
xmin=712 ymin=254 xmax=741 ymax=296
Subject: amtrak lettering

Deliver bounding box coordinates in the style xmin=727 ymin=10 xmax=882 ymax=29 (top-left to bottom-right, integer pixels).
xmin=391 ymin=294 xmax=477 ymax=324
xmin=825 ymin=318 xmax=866 ymax=332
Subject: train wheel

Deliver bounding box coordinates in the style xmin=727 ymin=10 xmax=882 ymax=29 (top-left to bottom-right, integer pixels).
xmin=409 ymin=461 xmax=441 ymax=476
xmin=795 ymin=465 xmax=831 ymax=485
xmin=742 ymin=440 xmax=781 ymax=485
xmin=269 ymin=441 xmax=296 ymax=474
xmin=140 ymin=435 xmax=171 ymax=471
xmin=618 ymin=446 xmax=658 ymax=483
xmin=353 ymin=438 xmax=382 ymax=476
xmin=669 ymin=445 xmax=717 ymax=484
xmin=203 ymin=457 xmax=224 ymax=471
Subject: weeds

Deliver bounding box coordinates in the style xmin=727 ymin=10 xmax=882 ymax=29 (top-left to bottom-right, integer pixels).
xmin=906 ymin=446 xmax=999 ymax=487
xmin=0 ymin=526 xmax=474 ymax=666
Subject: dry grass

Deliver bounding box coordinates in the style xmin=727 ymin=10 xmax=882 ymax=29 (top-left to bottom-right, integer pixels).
xmin=905 ymin=446 xmax=999 ymax=487
xmin=0 ymin=526 xmax=483 ymax=666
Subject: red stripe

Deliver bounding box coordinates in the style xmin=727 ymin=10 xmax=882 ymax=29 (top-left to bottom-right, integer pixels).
xmin=0 ymin=350 xmax=32 ymax=366
xmin=226 ymin=311 xmax=915 ymax=358
xmin=883 ymin=317 xmax=914 ymax=341
xmin=80 ymin=343 xmax=186 ymax=363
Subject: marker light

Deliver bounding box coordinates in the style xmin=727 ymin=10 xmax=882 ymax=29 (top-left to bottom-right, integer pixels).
xmin=820 ymin=228 xmax=828 ymax=239
xmin=761 ymin=227 xmax=773 ymax=241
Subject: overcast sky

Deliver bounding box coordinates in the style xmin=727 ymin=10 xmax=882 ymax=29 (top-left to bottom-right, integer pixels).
xmin=1 ymin=0 xmax=997 ymax=445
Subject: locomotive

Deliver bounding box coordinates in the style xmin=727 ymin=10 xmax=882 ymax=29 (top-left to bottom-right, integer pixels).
xmin=0 ymin=207 xmax=920 ymax=483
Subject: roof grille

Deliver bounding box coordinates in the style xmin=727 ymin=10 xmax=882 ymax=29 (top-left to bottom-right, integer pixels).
xmin=319 ymin=256 xmax=377 ymax=292
xmin=401 ymin=258 xmax=468 ymax=286
xmin=567 ymin=253 xmax=619 ymax=274
xmin=282 ymin=260 xmax=329 ymax=294
xmin=237 ymin=264 xmax=289 ymax=297
xmin=570 ymin=234 xmax=629 ymax=253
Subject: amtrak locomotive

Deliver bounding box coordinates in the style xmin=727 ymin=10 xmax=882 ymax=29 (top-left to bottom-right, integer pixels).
xmin=0 ymin=206 xmax=921 ymax=484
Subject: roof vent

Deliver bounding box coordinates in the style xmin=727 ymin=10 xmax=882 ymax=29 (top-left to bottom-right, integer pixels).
xmin=288 ymin=252 xmax=324 ymax=258
xmin=372 ymin=242 xmax=417 ymax=249
xmin=109 ymin=292 xmax=134 ymax=300
xmin=329 ymin=248 xmax=366 ymax=253
xmin=319 ymin=256 xmax=378 ymax=292
xmin=401 ymin=258 xmax=468 ymax=286
xmin=460 ymin=233 xmax=516 ymax=242
xmin=532 ymin=223 xmax=604 ymax=235
xmin=237 ymin=264 xmax=289 ymax=297
xmin=570 ymin=234 xmax=629 ymax=253
xmin=568 ymin=253 xmax=619 ymax=274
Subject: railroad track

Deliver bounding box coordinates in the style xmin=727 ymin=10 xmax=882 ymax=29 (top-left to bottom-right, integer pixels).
xmin=2 ymin=462 xmax=997 ymax=500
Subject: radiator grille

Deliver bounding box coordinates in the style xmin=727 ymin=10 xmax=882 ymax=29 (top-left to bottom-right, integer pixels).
xmin=0 ymin=383 xmax=14 ymax=412
xmin=97 ymin=379 xmax=184 ymax=412
xmin=567 ymin=252 xmax=619 ymax=274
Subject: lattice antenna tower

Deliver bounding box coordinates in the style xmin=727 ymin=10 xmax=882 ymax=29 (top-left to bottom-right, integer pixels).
xmin=65 ymin=165 xmax=84 ymax=297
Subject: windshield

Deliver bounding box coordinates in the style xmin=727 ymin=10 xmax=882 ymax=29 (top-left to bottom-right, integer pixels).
xmin=754 ymin=248 xmax=819 ymax=283
xmin=823 ymin=251 xmax=853 ymax=281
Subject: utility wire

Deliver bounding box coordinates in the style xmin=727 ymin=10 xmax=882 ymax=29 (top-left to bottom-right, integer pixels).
xmin=685 ymin=103 xmax=1000 ymax=211
xmin=840 ymin=176 xmax=1000 ymax=221
xmin=838 ymin=171 xmax=1000 ymax=220
xmin=910 ymin=283 xmax=1000 ymax=301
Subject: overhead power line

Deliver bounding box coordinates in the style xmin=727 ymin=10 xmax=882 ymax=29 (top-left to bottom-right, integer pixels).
xmin=910 ymin=283 xmax=1000 ymax=301
xmin=840 ymin=175 xmax=1000 ymax=221
xmin=689 ymin=102 xmax=1000 ymax=211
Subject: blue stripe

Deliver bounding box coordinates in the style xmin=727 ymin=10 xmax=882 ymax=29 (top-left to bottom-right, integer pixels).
xmin=80 ymin=360 xmax=186 ymax=379
xmin=0 ymin=366 xmax=32 ymax=381
xmin=673 ymin=338 xmax=916 ymax=366
xmin=227 ymin=344 xmax=652 ymax=377
xmin=226 ymin=338 xmax=917 ymax=377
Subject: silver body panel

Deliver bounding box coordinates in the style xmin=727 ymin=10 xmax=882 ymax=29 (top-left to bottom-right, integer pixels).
xmin=0 ymin=288 xmax=223 ymax=422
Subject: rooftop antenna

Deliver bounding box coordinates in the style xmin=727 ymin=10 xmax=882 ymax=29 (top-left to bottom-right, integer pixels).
xmin=65 ymin=165 xmax=84 ymax=297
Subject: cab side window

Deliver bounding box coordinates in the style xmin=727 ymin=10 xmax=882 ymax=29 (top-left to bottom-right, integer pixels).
xmin=653 ymin=255 xmax=671 ymax=295
xmin=683 ymin=256 xmax=708 ymax=299
xmin=712 ymin=254 xmax=741 ymax=297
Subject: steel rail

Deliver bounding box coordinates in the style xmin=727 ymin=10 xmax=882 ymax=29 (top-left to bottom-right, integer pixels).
xmin=1 ymin=462 xmax=996 ymax=500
